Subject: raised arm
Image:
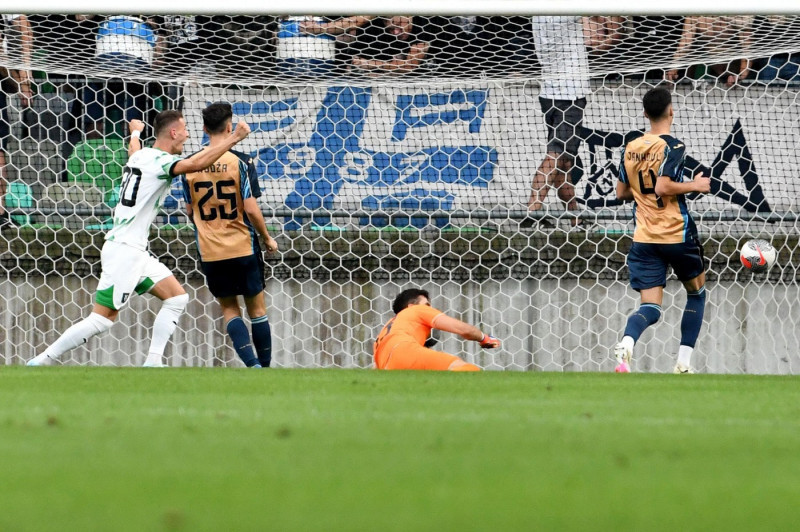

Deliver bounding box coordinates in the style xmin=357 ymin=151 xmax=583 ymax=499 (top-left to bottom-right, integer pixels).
xmin=352 ymin=42 xmax=429 ymax=74
xmin=172 ymin=120 xmax=251 ymax=175
xmin=127 ymin=119 xmax=145 ymax=157
xmin=666 ymin=17 xmax=698 ymax=81
xmin=300 ymin=16 xmax=375 ymax=35
xmin=10 ymin=15 xmax=33 ymax=107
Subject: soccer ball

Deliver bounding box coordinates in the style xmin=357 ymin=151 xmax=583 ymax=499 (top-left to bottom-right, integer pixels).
xmin=740 ymin=239 xmax=777 ymax=272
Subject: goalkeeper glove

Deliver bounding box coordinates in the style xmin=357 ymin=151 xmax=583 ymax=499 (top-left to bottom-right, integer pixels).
xmin=479 ymin=333 xmax=500 ymax=349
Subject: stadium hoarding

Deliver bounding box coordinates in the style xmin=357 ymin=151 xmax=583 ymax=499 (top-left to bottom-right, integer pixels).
xmin=184 ymin=82 xmax=776 ymax=227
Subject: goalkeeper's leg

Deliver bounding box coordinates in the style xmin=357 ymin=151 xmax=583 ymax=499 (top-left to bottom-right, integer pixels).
xmin=380 ymin=343 xmax=481 ymax=371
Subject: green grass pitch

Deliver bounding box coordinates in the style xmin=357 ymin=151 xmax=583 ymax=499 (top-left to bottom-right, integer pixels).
xmin=2 ymin=367 xmax=799 ymax=531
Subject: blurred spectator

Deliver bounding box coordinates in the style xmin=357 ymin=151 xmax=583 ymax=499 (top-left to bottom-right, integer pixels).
xmin=292 ymin=16 xmax=375 ymax=76
xmin=0 ymin=14 xmax=33 ymax=228
xmin=583 ymin=16 xmax=626 ymax=56
xmin=150 ymin=16 xmax=222 ymax=110
xmin=77 ymin=15 xmax=159 ymax=138
xmin=665 ymin=16 xmax=754 ymax=87
xmin=623 ymin=16 xmax=684 ymax=80
xmin=348 ymin=16 xmax=432 ymax=77
xmin=214 ymin=16 xmax=275 ymax=78
xmin=526 ymin=16 xmax=591 ymax=227
xmin=754 ymin=16 xmax=800 ymax=83
xmin=470 ymin=16 xmax=535 ymax=76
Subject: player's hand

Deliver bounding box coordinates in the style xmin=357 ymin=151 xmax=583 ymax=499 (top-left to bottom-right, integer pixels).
xmin=129 ymin=119 xmax=145 ymax=134
xmin=693 ymin=173 xmax=711 ymax=194
xmin=233 ymin=120 xmax=251 ymax=140
xmin=263 ymin=235 xmax=278 ymax=254
xmin=479 ymin=333 xmax=500 ymax=349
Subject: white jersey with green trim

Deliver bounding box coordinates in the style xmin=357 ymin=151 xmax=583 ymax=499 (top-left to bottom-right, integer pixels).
xmin=105 ymin=147 xmax=183 ymax=251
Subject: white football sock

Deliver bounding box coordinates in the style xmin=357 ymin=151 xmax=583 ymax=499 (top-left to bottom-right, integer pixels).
xmin=145 ymin=294 xmax=188 ymax=366
xmin=677 ymin=345 xmax=693 ymax=368
xmin=37 ymin=312 xmax=114 ymax=362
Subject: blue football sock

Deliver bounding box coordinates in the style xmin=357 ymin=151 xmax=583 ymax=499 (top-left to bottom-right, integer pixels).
xmin=623 ymin=304 xmax=662 ymax=342
xmin=226 ymin=317 xmax=259 ymax=367
xmin=680 ymin=287 xmax=706 ymax=348
xmin=251 ymin=315 xmax=272 ymax=368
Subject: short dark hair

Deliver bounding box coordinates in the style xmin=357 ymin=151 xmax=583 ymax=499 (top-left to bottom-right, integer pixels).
xmin=203 ymin=102 xmax=233 ymax=135
xmin=392 ymin=288 xmax=430 ymax=315
xmin=642 ymin=87 xmax=672 ymax=120
xmin=153 ymin=110 xmax=184 ymax=137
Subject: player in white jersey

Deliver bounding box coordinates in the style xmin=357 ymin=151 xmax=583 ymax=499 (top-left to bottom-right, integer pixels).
xmin=28 ymin=111 xmax=251 ymax=367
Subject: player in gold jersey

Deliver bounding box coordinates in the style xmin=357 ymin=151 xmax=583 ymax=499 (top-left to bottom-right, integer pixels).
xmin=183 ymin=103 xmax=278 ymax=368
xmin=613 ymin=87 xmax=711 ymax=374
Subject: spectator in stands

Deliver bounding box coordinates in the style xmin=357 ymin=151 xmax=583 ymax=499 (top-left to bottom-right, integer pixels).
xmin=583 ymin=16 xmax=626 ymax=57
xmin=525 ymin=16 xmax=592 ymax=228
xmin=150 ymin=16 xmax=222 ymax=109
xmin=77 ymin=15 xmax=159 ymax=138
xmin=665 ymin=16 xmax=754 ymax=87
xmin=347 ymin=16 xmax=432 ymax=77
xmin=0 ymin=14 xmax=33 ymax=228
xmin=214 ymin=16 xmax=275 ymax=78
xmin=754 ymin=16 xmax=800 ymax=83
xmin=292 ymin=16 xmax=376 ymax=76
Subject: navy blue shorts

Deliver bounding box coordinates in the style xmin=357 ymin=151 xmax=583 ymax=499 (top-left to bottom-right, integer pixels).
xmin=201 ymin=253 xmax=265 ymax=298
xmin=628 ymin=239 xmax=705 ymax=291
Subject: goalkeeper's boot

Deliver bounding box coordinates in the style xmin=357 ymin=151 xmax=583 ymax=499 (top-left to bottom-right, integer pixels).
xmin=613 ymin=341 xmax=632 ymax=373
xmin=673 ymin=363 xmax=694 ymax=374
xmin=26 ymin=353 xmax=57 ymax=366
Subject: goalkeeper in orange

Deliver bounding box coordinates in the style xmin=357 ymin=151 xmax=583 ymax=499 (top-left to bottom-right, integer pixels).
xmin=374 ymin=288 xmax=500 ymax=371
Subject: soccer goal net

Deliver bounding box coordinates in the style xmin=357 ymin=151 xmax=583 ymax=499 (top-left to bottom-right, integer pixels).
xmin=1 ymin=11 xmax=799 ymax=372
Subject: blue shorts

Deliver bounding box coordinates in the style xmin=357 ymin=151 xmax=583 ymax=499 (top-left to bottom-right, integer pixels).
xmin=201 ymin=253 xmax=265 ymax=298
xmin=628 ymin=239 xmax=705 ymax=291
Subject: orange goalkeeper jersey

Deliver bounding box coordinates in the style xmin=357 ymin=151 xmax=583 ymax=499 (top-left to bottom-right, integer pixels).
xmin=374 ymin=304 xmax=444 ymax=355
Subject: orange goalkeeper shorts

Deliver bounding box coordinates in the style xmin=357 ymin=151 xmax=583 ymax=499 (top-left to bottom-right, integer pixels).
xmin=375 ymin=340 xmax=461 ymax=371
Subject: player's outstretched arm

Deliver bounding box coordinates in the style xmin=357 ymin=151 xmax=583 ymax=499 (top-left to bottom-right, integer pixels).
xmin=127 ymin=119 xmax=145 ymax=157
xmin=432 ymin=314 xmax=501 ymax=348
xmin=172 ymin=120 xmax=251 ymax=175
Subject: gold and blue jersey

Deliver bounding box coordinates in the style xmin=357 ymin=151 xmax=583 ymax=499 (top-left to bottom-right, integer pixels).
xmin=181 ymin=150 xmax=262 ymax=262
xmin=619 ymin=132 xmax=697 ymax=244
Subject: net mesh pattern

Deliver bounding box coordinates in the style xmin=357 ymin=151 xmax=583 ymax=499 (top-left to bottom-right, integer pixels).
xmin=1 ymin=14 xmax=799 ymax=372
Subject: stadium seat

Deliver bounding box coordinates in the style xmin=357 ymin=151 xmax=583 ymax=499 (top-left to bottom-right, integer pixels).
xmin=5 ymin=181 xmax=34 ymax=225
xmin=66 ymin=137 xmax=127 ymax=202
xmin=43 ymin=182 xmax=108 ymax=230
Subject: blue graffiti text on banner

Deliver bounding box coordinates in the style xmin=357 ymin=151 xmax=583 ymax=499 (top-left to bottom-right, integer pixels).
xmin=392 ymin=89 xmax=489 ymax=142
xmin=231 ymin=99 xmax=299 ymax=133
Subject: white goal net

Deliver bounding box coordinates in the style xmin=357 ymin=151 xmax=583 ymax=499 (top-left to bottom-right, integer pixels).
xmin=1 ymin=13 xmax=799 ymax=372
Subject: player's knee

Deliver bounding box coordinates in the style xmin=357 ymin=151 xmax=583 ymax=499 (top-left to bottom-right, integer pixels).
xmin=163 ymin=293 xmax=189 ymax=313
xmin=637 ymin=304 xmax=662 ymax=325
xmin=687 ymin=286 xmax=707 ymax=302
xmin=87 ymin=312 xmax=114 ymax=335
xmin=447 ymin=359 xmax=481 ymax=372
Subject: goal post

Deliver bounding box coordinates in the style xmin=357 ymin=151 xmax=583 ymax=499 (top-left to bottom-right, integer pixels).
xmin=1 ymin=10 xmax=799 ymax=372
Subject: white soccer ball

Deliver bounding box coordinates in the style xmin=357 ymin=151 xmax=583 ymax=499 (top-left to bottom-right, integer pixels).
xmin=740 ymin=239 xmax=777 ymax=273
